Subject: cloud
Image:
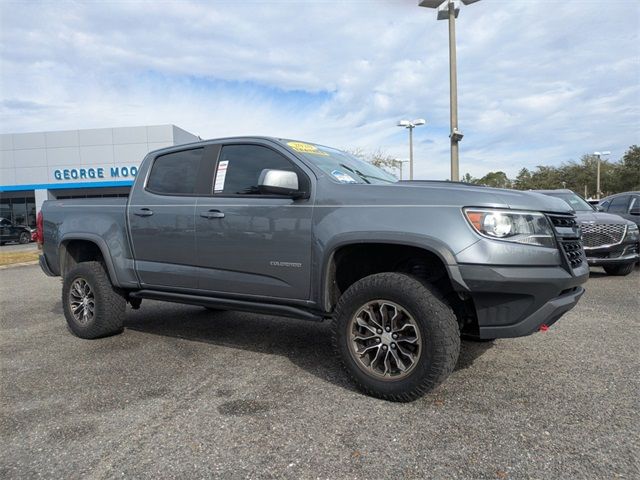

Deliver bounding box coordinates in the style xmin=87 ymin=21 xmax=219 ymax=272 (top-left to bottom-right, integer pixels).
xmin=0 ymin=0 xmax=638 ymax=180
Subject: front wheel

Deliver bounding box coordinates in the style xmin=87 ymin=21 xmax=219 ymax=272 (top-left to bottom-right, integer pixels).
xmin=332 ymin=272 xmax=460 ymax=402
xmin=603 ymin=262 xmax=635 ymax=276
xmin=62 ymin=261 xmax=125 ymax=339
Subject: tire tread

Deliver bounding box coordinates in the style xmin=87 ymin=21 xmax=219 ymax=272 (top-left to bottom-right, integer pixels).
xmin=62 ymin=261 xmax=125 ymax=339
xmin=331 ymin=272 xmax=460 ymax=402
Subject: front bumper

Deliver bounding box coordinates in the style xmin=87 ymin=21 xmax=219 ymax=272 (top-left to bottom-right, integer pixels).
xmin=458 ymin=263 xmax=588 ymax=339
xmin=585 ymin=242 xmax=639 ymax=266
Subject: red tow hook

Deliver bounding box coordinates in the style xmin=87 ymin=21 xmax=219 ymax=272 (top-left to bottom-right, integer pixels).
xmin=539 ymin=324 xmax=549 ymax=332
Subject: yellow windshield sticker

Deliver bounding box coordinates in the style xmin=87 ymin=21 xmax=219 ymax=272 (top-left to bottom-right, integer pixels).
xmin=287 ymin=141 xmax=329 ymax=156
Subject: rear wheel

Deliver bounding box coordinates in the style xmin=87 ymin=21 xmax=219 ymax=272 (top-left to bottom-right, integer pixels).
xmin=62 ymin=261 xmax=125 ymax=339
xmin=603 ymin=262 xmax=635 ymax=276
xmin=19 ymin=232 xmax=30 ymax=244
xmin=332 ymin=272 xmax=460 ymax=402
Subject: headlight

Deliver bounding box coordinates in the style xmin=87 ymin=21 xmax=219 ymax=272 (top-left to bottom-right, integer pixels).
xmin=625 ymin=223 xmax=639 ymax=241
xmin=464 ymin=208 xmax=556 ymax=248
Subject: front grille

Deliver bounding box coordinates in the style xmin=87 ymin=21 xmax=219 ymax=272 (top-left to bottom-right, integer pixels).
xmin=550 ymin=215 xmax=577 ymax=228
xmin=548 ymin=214 xmax=584 ymax=271
xmin=561 ymin=240 xmax=584 ymax=269
xmin=580 ymin=224 xmax=626 ymax=248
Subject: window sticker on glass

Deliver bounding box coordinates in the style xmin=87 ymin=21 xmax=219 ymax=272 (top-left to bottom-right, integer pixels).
xmin=214 ymin=160 xmax=229 ymax=192
xmin=331 ymin=169 xmax=358 ymax=184
xmin=287 ymin=141 xmax=329 ymax=156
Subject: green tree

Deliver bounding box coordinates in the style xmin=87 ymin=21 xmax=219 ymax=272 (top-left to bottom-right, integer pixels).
xmin=513 ymin=168 xmax=532 ymax=190
xmin=617 ymin=145 xmax=640 ymax=191
xmin=473 ymin=171 xmax=511 ymax=188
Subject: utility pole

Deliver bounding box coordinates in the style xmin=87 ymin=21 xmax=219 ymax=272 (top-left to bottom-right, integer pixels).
xmin=419 ymin=0 xmax=481 ymax=181
xmin=593 ymin=151 xmax=610 ymax=200
xmin=447 ymin=0 xmax=460 ymax=182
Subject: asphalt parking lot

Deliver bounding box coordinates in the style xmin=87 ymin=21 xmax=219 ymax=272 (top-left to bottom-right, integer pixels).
xmin=1 ymin=265 xmax=638 ymax=479
xmin=0 ymin=243 xmax=37 ymax=253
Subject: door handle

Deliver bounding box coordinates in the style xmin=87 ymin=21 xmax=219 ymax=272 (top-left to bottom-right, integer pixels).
xmin=200 ymin=209 xmax=225 ymax=219
xmin=133 ymin=208 xmax=154 ymax=217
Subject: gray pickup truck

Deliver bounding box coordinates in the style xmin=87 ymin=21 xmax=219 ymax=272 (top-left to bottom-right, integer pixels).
xmin=39 ymin=137 xmax=588 ymax=401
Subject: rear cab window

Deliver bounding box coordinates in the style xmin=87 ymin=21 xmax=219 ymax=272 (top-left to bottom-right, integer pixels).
xmin=146 ymin=148 xmax=204 ymax=195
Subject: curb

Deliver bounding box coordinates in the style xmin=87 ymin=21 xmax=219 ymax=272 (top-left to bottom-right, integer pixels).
xmin=0 ymin=260 xmax=39 ymax=270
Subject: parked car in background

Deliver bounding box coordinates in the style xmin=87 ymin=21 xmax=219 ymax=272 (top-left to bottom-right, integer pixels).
xmin=598 ymin=192 xmax=640 ymax=230
xmin=0 ymin=217 xmax=33 ymax=245
xmin=535 ymin=190 xmax=639 ymax=276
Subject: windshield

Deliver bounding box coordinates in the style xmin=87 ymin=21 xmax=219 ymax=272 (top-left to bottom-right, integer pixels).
xmin=546 ymin=192 xmax=594 ymax=212
xmin=283 ymin=141 xmax=398 ymax=185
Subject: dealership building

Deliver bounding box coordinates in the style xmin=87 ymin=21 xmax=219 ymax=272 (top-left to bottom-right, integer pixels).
xmin=0 ymin=125 xmax=199 ymax=227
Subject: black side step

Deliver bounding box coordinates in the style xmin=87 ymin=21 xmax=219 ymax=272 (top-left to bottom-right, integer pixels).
xmin=129 ymin=290 xmax=324 ymax=322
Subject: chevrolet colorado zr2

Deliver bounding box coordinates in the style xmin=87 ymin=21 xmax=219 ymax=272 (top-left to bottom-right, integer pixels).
xmin=38 ymin=138 xmax=588 ymax=401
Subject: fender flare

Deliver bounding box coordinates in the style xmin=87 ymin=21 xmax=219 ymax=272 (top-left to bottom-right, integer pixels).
xmin=59 ymin=233 xmax=121 ymax=287
xmin=318 ymin=232 xmax=469 ymax=311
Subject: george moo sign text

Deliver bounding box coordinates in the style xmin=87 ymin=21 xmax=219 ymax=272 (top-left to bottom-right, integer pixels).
xmin=53 ymin=165 xmax=139 ymax=181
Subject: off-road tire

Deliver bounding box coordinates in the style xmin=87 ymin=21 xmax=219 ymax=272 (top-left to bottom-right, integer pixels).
xmin=603 ymin=262 xmax=635 ymax=276
xmin=332 ymin=272 xmax=460 ymax=402
xmin=62 ymin=261 xmax=125 ymax=339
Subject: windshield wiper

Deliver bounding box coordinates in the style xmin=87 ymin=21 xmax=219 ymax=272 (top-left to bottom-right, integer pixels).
xmin=356 ymin=172 xmax=394 ymax=184
xmin=339 ymin=164 xmax=370 ymax=184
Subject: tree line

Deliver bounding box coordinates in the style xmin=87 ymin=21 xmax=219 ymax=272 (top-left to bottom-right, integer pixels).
xmin=462 ymin=145 xmax=640 ymax=198
xmin=351 ymin=144 xmax=639 ymax=198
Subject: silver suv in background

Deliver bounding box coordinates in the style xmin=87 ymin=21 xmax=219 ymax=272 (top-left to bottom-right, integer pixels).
xmin=535 ymin=190 xmax=639 ymax=276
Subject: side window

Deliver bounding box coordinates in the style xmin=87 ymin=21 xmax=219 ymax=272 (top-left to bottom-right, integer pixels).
xmin=214 ymin=145 xmax=304 ymax=195
xmin=608 ymin=195 xmax=630 ymax=214
xmin=147 ymin=148 xmax=203 ymax=195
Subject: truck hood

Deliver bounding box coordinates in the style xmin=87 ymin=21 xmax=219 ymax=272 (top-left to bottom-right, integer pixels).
xmin=390 ymin=181 xmax=573 ymax=213
xmin=574 ymin=211 xmax=630 ymax=225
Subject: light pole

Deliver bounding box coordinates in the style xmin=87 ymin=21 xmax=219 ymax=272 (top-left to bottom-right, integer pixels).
xmin=593 ymin=151 xmax=610 ymax=200
xmin=418 ymin=0 xmax=482 ymax=182
xmin=395 ymin=159 xmax=409 ymax=180
xmin=397 ymin=119 xmax=426 ymax=180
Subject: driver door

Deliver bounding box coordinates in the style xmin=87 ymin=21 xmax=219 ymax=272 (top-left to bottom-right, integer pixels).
xmin=194 ymin=143 xmax=314 ymax=300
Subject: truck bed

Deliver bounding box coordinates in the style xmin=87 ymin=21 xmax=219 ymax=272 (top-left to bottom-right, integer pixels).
xmin=41 ymin=197 xmax=138 ymax=288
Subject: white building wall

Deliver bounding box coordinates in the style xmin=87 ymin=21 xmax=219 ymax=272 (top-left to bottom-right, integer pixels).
xmin=0 ymin=124 xmax=200 ymax=212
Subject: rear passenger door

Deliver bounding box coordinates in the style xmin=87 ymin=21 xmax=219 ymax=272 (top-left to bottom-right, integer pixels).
xmin=128 ymin=146 xmax=216 ymax=289
xmin=194 ymin=143 xmax=314 ymax=300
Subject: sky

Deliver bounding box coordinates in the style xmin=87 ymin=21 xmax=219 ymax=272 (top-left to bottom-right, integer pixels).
xmin=1 ymin=0 xmax=639 ymax=180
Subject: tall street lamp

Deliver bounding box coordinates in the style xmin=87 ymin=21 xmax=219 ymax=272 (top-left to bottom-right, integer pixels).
xmin=593 ymin=151 xmax=610 ymax=199
xmin=397 ymin=119 xmax=426 ymax=180
xmin=418 ymin=0 xmax=482 ymax=182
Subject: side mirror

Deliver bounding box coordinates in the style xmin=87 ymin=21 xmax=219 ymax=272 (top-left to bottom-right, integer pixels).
xmin=594 ymin=205 xmax=604 ymax=212
xmin=629 ymin=207 xmax=640 ymax=216
xmin=258 ymin=169 xmax=300 ymax=197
